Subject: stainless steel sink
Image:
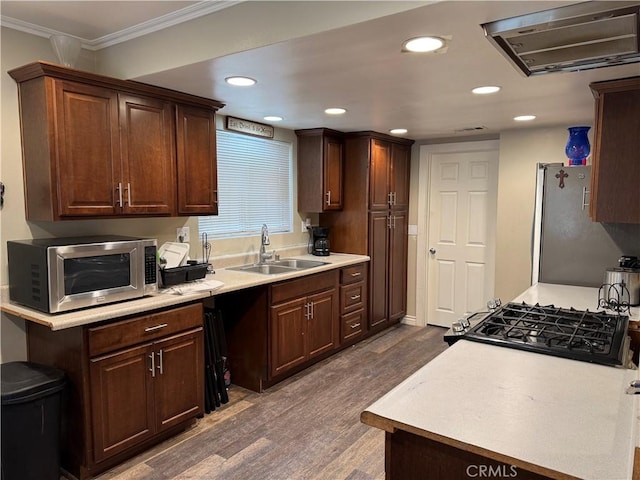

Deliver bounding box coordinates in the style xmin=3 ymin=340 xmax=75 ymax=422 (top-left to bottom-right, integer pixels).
xmin=227 ymin=258 xmax=329 ymax=275
xmin=270 ymin=259 xmax=328 ymax=269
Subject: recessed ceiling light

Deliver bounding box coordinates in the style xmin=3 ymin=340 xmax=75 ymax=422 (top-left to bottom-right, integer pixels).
xmin=514 ymin=115 xmax=537 ymax=121
xmin=264 ymin=116 xmax=283 ymax=122
xmin=402 ymin=36 xmax=446 ymax=53
xmin=225 ymin=76 xmax=256 ymax=86
xmin=472 ymin=86 xmax=501 ymax=95
xmin=389 ymin=128 xmax=408 ymax=135
xmin=325 ymin=107 xmax=347 ymax=115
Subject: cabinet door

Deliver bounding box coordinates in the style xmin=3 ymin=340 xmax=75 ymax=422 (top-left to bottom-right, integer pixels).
xmin=307 ymin=289 xmax=338 ymax=358
xmin=369 ymin=211 xmax=390 ymax=328
xmin=390 ymin=143 xmax=410 ymax=210
xmin=119 ymin=94 xmax=176 ymax=215
xmin=154 ymin=328 xmax=204 ymax=432
xmin=90 ymin=343 xmax=155 ymax=463
xmin=270 ymin=297 xmax=308 ymax=377
xmin=590 ymin=84 xmax=640 ymax=223
xmin=369 ymin=139 xmax=391 ymax=210
xmin=176 ymin=104 xmax=218 ymax=215
xmin=389 ymin=211 xmax=408 ymax=322
xmin=54 ymin=80 xmax=121 ymax=217
xmin=323 ymin=135 xmax=343 ymax=210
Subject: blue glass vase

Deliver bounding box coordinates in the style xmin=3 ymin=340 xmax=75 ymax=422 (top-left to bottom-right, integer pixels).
xmin=565 ymin=126 xmax=591 ymax=166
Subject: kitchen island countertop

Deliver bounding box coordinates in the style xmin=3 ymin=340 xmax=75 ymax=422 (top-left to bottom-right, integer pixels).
xmin=0 ymin=253 xmax=369 ymax=330
xmin=361 ymin=283 xmax=638 ymax=480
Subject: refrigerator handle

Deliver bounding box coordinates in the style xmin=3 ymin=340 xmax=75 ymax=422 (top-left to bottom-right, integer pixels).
xmin=581 ymin=186 xmax=590 ymax=210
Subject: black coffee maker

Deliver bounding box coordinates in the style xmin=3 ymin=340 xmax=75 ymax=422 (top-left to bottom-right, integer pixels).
xmin=308 ymin=226 xmax=330 ymax=256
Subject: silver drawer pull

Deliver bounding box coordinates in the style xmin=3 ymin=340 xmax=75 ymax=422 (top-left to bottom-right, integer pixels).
xmin=350 ymin=323 xmax=361 ymax=329
xmin=350 ymin=295 xmax=361 ymax=300
xmin=145 ymin=323 xmax=168 ymax=332
xmin=350 ymin=272 xmax=361 ymax=277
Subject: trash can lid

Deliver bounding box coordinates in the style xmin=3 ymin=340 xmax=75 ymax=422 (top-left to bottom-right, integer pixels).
xmin=1 ymin=361 xmax=66 ymax=405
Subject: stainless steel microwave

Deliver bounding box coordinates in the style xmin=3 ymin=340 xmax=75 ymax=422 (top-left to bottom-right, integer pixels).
xmin=7 ymin=236 xmax=158 ymax=313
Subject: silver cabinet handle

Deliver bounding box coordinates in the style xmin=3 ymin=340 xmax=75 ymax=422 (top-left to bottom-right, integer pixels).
xmin=126 ymin=182 xmax=132 ymax=206
xmin=392 ymin=215 xmax=396 ymax=229
xmin=116 ymin=182 xmax=123 ymax=207
xmin=388 ymin=192 xmax=393 ymax=206
xmin=393 ymin=191 xmax=397 ymax=205
xmin=310 ymin=301 xmax=314 ymax=319
xmin=326 ymin=191 xmax=331 ymax=206
xmin=350 ymin=272 xmax=361 ymax=277
xmin=582 ymin=186 xmax=590 ymax=210
xmin=144 ymin=323 xmax=168 ymax=332
xmin=429 ymin=248 xmax=436 ymax=255
xmin=157 ymin=350 xmax=163 ymax=375
xmin=387 ymin=215 xmax=392 ymax=229
xmin=350 ymin=323 xmax=361 ymax=329
xmin=350 ymin=294 xmax=361 ymax=300
xmin=149 ymin=352 xmax=155 ymax=377
xmin=304 ymin=302 xmax=310 ymax=319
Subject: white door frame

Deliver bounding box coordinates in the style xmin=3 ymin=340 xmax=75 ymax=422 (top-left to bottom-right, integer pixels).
xmin=416 ymin=140 xmax=500 ymax=327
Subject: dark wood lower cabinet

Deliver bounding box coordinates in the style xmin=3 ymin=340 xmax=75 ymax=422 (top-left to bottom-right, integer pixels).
xmin=386 ymin=430 xmax=552 ymax=480
xmin=26 ymin=302 xmax=204 ymax=480
xmin=222 ymin=266 xmax=372 ymax=392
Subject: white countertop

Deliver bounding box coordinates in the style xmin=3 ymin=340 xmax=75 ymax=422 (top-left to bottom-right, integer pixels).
xmin=361 ymin=282 xmax=638 ymax=480
xmin=0 ymin=253 xmax=369 ymax=330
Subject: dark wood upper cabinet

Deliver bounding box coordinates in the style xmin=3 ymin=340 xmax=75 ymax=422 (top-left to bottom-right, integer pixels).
xmin=8 ymin=61 xmax=224 ymax=220
xmin=589 ymin=76 xmax=640 ymax=224
xmin=296 ymin=128 xmax=344 ymax=212
xmin=176 ymin=104 xmax=219 ymax=215
xmin=369 ymin=138 xmax=411 ymax=211
xmin=119 ymin=94 xmax=176 ymax=215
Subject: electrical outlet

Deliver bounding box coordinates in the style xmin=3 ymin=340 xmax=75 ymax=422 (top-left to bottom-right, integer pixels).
xmin=301 ymin=218 xmax=311 ymax=233
xmin=176 ymin=227 xmax=190 ymax=243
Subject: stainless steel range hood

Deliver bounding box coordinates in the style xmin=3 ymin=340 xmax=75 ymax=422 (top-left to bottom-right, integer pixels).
xmin=481 ymin=1 xmax=640 ymax=76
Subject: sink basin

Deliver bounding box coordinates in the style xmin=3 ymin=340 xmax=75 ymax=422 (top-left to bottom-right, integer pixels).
xmin=228 ymin=264 xmax=298 ymax=275
xmin=227 ymin=258 xmax=329 ymax=275
xmin=270 ymin=259 xmax=329 ymax=269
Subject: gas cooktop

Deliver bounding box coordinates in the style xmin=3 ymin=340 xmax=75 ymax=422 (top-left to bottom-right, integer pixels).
xmin=458 ymin=302 xmax=630 ymax=367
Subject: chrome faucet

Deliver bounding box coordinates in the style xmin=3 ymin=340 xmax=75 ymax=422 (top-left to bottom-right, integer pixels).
xmin=259 ymin=224 xmax=272 ymax=264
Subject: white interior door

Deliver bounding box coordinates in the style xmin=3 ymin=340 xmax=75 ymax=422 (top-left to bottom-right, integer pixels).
xmin=421 ymin=142 xmax=498 ymax=328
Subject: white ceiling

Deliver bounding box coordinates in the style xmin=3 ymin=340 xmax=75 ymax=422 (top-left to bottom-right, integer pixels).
xmin=3 ymin=1 xmax=640 ymax=140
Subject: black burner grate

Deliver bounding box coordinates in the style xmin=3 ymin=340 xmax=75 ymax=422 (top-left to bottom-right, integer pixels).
xmin=464 ymin=302 xmax=629 ymax=366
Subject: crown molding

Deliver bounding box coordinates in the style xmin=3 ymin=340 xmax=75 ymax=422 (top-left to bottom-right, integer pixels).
xmin=0 ymin=1 xmax=242 ymax=51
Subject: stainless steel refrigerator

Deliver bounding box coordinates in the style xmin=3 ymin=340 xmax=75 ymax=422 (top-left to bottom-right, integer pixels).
xmin=532 ymin=164 xmax=640 ymax=287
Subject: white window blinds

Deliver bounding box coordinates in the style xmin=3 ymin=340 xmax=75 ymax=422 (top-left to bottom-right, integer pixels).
xmin=198 ymin=130 xmax=293 ymax=238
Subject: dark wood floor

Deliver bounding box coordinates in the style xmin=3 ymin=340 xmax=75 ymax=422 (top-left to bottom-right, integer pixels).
xmin=93 ymin=324 xmax=448 ymax=480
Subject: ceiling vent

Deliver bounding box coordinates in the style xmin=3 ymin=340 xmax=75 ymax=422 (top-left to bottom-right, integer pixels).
xmin=481 ymin=1 xmax=640 ymax=76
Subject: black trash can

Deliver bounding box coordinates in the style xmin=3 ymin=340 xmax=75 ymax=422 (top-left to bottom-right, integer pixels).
xmin=1 ymin=361 xmax=66 ymax=480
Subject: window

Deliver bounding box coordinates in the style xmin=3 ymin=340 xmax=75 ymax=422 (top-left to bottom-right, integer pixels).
xmin=198 ymin=130 xmax=293 ymax=238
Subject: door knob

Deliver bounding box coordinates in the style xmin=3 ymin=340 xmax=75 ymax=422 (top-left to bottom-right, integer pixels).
xmin=429 ymin=248 xmax=436 ymax=254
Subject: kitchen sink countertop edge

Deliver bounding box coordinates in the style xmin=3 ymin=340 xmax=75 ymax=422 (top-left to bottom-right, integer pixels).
xmin=0 ymin=253 xmax=369 ymax=331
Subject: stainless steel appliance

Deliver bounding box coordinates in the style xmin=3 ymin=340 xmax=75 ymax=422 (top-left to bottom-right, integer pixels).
xmin=7 ymin=236 xmax=157 ymax=313
xmin=444 ymin=301 xmax=630 ymax=367
xmin=604 ymin=256 xmax=640 ymax=306
xmin=308 ymin=226 xmax=330 ymax=256
xmin=532 ymin=164 xmax=640 ymax=287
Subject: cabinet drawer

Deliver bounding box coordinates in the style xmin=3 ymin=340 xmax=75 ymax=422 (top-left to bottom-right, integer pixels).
xmin=341 ymin=309 xmax=365 ymax=342
xmin=340 ymin=264 xmax=366 ymax=285
xmin=271 ymin=270 xmax=338 ymax=305
xmin=340 ymin=283 xmax=365 ymax=314
xmin=88 ymin=303 xmax=203 ymax=357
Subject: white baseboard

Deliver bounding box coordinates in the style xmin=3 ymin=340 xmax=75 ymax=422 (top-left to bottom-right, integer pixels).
xmin=401 ymin=315 xmax=417 ymax=326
